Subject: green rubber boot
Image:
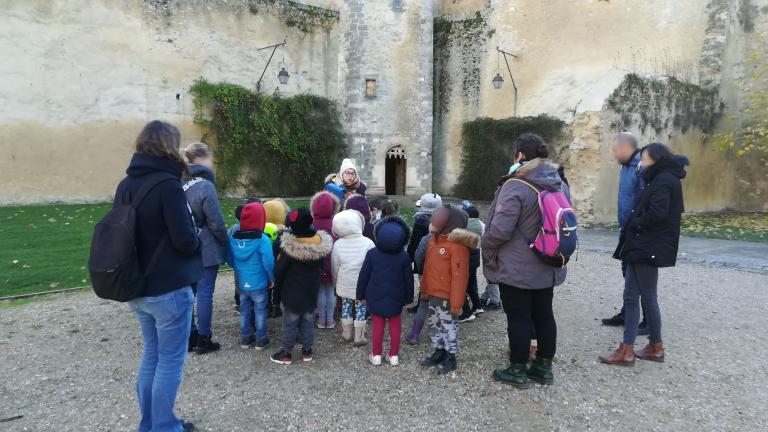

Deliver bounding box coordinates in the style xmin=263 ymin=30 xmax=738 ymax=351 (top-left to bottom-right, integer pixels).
xmin=527 ymin=357 xmax=555 ymax=385
xmin=493 ymin=363 xmax=530 ymax=389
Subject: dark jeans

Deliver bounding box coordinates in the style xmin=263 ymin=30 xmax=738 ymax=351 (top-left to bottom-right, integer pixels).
xmin=281 ymin=309 xmax=315 ymax=352
xmin=618 ymin=260 xmax=648 ymax=323
xmin=500 ymin=284 xmax=557 ymax=364
xmin=623 ymin=262 xmax=662 ymax=344
xmin=462 ymin=265 xmax=481 ymax=314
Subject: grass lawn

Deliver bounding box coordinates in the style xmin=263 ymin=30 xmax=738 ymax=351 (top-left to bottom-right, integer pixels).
xmin=0 ymin=199 xmax=416 ymax=298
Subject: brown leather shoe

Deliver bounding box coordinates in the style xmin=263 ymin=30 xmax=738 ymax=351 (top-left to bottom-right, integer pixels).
xmin=635 ymin=342 xmax=665 ymax=362
xmin=599 ymin=343 xmax=635 ymax=366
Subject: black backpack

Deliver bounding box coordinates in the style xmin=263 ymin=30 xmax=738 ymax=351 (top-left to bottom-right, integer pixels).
xmin=88 ymin=173 xmax=177 ymax=302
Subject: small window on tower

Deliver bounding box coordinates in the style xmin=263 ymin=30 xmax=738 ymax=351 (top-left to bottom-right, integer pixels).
xmin=393 ymin=0 xmax=403 ymax=10
xmin=365 ymin=79 xmax=377 ymax=97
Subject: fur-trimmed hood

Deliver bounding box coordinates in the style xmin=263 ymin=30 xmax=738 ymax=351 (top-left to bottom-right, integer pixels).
xmin=447 ymin=228 xmax=480 ymax=250
xmin=279 ymin=230 xmax=333 ymax=261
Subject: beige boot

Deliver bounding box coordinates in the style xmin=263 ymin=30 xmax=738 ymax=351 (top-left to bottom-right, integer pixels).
xmin=341 ymin=319 xmax=354 ymax=342
xmin=353 ymin=320 xmax=368 ymax=346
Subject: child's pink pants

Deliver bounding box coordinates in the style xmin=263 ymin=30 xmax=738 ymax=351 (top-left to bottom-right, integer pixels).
xmin=371 ymin=314 xmax=401 ymax=356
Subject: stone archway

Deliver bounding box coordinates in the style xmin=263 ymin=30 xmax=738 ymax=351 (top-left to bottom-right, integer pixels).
xmin=385 ymin=145 xmax=406 ymax=195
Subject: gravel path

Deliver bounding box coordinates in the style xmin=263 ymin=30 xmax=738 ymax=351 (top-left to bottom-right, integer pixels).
xmin=1 ymin=251 xmax=766 ymax=431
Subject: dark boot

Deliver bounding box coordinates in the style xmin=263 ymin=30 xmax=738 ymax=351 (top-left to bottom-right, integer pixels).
xmin=436 ymin=353 xmax=457 ymax=374
xmin=405 ymin=319 xmax=424 ymax=345
xmin=188 ymin=329 xmax=198 ymax=353
xmin=420 ymin=349 xmax=447 ymax=367
xmin=635 ymin=341 xmax=665 ymax=362
xmin=195 ymin=335 xmax=221 ymax=355
xmin=493 ymin=363 xmax=530 ymax=389
xmin=527 ymin=357 xmax=554 ymax=385
xmin=599 ymin=343 xmax=635 ymax=366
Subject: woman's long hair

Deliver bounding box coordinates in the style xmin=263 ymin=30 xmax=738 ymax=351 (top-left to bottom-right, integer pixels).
xmin=135 ymin=120 xmax=186 ymax=170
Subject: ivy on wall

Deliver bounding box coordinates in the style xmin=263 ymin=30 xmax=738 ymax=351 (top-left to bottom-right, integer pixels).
xmin=190 ymin=79 xmax=345 ymax=196
xmin=453 ymin=115 xmax=566 ymax=200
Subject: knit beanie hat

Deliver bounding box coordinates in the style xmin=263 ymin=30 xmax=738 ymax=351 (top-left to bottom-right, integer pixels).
xmin=286 ymin=207 xmax=317 ymax=238
xmin=240 ymin=202 xmax=266 ymax=232
xmin=416 ymin=193 xmax=442 ymax=214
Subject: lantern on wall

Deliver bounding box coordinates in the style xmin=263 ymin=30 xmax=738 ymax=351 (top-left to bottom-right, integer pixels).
xmin=278 ymin=67 xmax=290 ymax=85
xmin=492 ymin=73 xmax=504 ymax=89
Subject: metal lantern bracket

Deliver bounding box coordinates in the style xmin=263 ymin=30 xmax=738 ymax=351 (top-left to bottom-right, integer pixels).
xmin=256 ymin=39 xmax=288 ymax=92
xmin=495 ymin=46 xmax=520 ymax=116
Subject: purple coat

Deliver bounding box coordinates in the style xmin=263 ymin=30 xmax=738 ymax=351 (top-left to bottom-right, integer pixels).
xmin=310 ymin=191 xmax=340 ymax=283
xmin=344 ymin=194 xmax=374 ymax=241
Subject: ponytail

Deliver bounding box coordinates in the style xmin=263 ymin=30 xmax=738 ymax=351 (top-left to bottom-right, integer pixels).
xmin=513 ymin=133 xmax=549 ymax=162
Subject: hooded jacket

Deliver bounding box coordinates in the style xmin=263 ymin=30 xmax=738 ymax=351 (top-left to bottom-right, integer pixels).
xmin=618 ymin=150 xmax=644 ymax=229
xmin=325 ymin=158 xmax=367 ymax=196
xmin=182 ymin=164 xmax=228 ymax=267
xmin=275 ymin=230 xmax=333 ymax=314
xmin=114 ymin=153 xmax=202 ymax=297
xmin=264 ymin=199 xmax=290 ymax=227
xmin=331 ymin=210 xmax=375 ymax=300
xmin=482 ymin=158 xmax=570 ymax=290
xmin=356 ymin=216 xmax=414 ymax=317
xmin=227 ymin=231 xmax=275 ymax=292
xmin=344 ymin=194 xmax=375 ymax=240
xmin=614 ymin=155 xmax=688 ymax=267
xmin=420 ymin=207 xmax=480 ymax=315
xmin=310 ymin=191 xmax=341 ymax=283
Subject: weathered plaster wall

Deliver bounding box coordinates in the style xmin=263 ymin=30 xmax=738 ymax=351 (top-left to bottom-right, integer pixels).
xmin=336 ymin=0 xmax=434 ymax=196
xmin=0 ymin=0 xmax=340 ymax=204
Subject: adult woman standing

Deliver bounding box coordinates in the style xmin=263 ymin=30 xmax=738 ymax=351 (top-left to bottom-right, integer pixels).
xmin=482 ymin=133 xmax=570 ymax=389
xmin=115 ymin=120 xmax=201 ymax=432
xmin=325 ymin=158 xmax=367 ymax=198
xmin=600 ymin=143 xmax=688 ymax=366
xmin=182 ymin=143 xmax=228 ymax=354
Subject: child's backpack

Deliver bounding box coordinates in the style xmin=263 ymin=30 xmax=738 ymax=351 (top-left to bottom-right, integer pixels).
xmin=510 ymin=179 xmax=578 ymax=268
xmin=88 ymin=173 xmax=177 ymax=302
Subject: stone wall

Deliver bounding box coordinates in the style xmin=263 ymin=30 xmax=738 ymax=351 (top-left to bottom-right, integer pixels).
xmin=0 ymin=0 xmax=341 ymax=204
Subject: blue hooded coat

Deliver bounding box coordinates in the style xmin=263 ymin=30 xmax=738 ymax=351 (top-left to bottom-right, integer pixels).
xmin=618 ymin=150 xmax=644 ymax=230
xmin=226 ymin=231 xmax=275 ymax=292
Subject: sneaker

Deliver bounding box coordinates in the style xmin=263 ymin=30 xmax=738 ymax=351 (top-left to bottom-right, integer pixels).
xmin=188 ymin=329 xmax=199 ymax=353
xmin=369 ymin=354 xmax=382 ymax=366
xmin=474 ymin=308 xmax=485 ymax=315
xmin=386 ymin=354 xmax=399 ymax=366
xmin=436 ymin=353 xmax=457 ymax=374
xmin=270 ymin=350 xmax=292 ymax=365
xmin=254 ymin=338 xmax=271 ymax=351
xmin=316 ymin=321 xmax=327 ymax=329
xmin=240 ymin=336 xmax=256 ymax=349
xmin=301 ymin=348 xmax=313 ymax=362
xmin=326 ymin=320 xmax=336 ymax=329
xmin=458 ymin=312 xmax=476 ymax=323
xmin=195 ymin=335 xmax=221 ymax=355
xmin=484 ymin=302 xmax=501 ymax=311
xmin=234 ymin=304 xmax=240 ymax=313
xmin=602 ymin=312 xmax=625 ymax=327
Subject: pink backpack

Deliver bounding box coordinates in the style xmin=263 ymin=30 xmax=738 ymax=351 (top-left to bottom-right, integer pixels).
xmin=510 ymin=179 xmax=578 ymax=268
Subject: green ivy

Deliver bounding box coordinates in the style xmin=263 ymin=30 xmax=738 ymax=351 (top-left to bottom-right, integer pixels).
xmin=189 ymin=79 xmax=345 ymax=196
xmin=453 ymin=115 xmax=565 ymax=200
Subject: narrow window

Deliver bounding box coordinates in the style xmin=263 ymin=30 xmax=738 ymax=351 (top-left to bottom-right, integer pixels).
xmin=393 ymin=0 xmax=403 ymax=10
xmin=365 ymin=79 xmax=377 ymax=97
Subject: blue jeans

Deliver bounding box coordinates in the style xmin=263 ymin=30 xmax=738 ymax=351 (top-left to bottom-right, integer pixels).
xmin=282 ymin=309 xmax=315 ymax=352
xmin=316 ymin=283 xmax=335 ymax=323
xmin=128 ymin=287 xmax=194 ymax=432
xmin=194 ymin=265 xmax=219 ymax=337
xmin=623 ymin=262 xmax=662 ymax=345
xmin=240 ymin=289 xmax=269 ymax=341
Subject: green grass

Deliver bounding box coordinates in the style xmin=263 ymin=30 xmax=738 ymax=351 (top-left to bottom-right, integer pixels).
xmin=0 ymin=199 xmax=415 ymax=298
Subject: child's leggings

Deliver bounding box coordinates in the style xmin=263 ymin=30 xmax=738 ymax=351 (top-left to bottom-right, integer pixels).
xmin=341 ymin=298 xmax=367 ymax=321
xmin=371 ymin=314 xmax=401 ymax=356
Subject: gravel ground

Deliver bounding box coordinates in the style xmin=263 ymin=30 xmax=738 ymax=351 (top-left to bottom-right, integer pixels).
xmin=1 ymin=251 xmax=766 ymax=432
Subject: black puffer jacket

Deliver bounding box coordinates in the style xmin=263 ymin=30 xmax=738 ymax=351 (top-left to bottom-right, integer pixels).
xmin=274 ymin=231 xmax=333 ymax=314
xmin=614 ymin=156 xmax=688 ymax=268
xmin=114 ymin=153 xmax=202 ymax=297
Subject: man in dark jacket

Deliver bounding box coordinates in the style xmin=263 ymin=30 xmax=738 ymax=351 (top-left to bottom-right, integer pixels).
xmin=602 ymin=133 xmax=649 ymax=334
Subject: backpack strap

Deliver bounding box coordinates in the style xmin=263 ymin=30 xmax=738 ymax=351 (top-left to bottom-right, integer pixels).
xmin=508 ymin=178 xmax=541 ymax=195
xmin=182 ymin=177 xmax=206 ymax=192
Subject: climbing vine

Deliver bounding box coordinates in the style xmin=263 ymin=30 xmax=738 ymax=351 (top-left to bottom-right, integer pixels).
xmin=190 ymin=79 xmax=345 ymax=196
xmin=453 ymin=115 xmax=566 ymax=200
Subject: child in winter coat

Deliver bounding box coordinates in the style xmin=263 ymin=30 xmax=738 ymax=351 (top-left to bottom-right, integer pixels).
xmin=227 ymin=202 xmax=275 ymax=350
xmin=419 ymin=205 xmax=480 ymax=374
xmin=356 ymin=216 xmax=414 ymax=366
xmin=332 ymin=209 xmax=376 ymax=345
xmin=264 ymin=198 xmax=291 ymax=318
xmin=459 ymin=201 xmax=485 ymax=322
xmin=270 ymin=208 xmax=333 ymax=365
xmin=344 ymin=194 xmax=375 ymax=241
xmin=310 ymin=191 xmax=341 ymax=329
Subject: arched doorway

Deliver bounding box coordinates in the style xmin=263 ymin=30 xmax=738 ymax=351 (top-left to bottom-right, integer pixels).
xmin=385 ymin=145 xmax=406 ymax=195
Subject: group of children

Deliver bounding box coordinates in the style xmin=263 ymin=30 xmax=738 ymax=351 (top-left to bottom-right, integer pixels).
xmin=225 ymin=189 xmax=496 ymax=372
